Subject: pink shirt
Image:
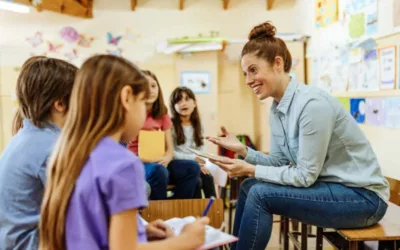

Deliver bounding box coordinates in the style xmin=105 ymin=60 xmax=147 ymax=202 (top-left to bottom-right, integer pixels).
xmin=128 ymin=113 xmax=172 ymax=155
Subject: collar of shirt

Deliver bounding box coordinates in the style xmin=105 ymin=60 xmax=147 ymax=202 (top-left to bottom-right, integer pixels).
xmin=22 ymin=118 xmax=61 ymax=134
xmin=271 ymin=77 xmax=297 ymax=115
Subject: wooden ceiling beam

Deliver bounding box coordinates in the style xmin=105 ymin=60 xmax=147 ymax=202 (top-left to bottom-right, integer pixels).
xmin=222 ymin=0 xmax=229 ymax=10
xmin=267 ymin=0 xmax=275 ymax=10
xmin=131 ymin=0 xmax=137 ymax=11
xmin=179 ymin=0 xmax=184 ymax=10
xmin=13 ymin=0 xmax=93 ymax=18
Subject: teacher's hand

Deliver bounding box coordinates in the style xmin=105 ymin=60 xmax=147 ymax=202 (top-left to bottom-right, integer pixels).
xmin=206 ymin=127 xmax=247 ymax=157
xmin=210 ymin=157 xmax=255 ymax=178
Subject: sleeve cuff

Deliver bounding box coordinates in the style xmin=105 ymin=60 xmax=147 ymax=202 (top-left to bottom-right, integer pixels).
xmin=244 ymin=147 xmax=257 ymax=162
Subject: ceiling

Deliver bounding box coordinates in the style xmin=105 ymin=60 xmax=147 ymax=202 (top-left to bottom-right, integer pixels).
xmin=13 ymin=0 xmax=283 ymax=18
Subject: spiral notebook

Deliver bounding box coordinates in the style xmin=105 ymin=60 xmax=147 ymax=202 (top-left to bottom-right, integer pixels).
xmin=164 ymin=216 xmax=238 ymax=250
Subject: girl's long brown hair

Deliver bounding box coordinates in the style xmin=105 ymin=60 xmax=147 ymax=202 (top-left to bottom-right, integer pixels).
xmin=39 ymin=55 xmax=149 ymax=250
xmin=170 ymin=87 xmax=203 ymax=147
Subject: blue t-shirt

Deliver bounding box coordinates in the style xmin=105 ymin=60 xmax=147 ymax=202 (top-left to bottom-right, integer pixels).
xmin=0 ymin=119 xmax=60 ymax=250
xmin=65 ymin=137 xmax=148 ymax=249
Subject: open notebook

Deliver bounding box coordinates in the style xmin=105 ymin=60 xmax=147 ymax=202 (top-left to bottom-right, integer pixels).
xmin=164 ymin=216 xmax=238 ymax=250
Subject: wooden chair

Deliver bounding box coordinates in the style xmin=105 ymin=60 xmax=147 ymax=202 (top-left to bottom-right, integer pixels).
xmin=140 ymin=198 xmax=224 ymax=228
xmin=283 ymin=176 xmax=400 ymax=250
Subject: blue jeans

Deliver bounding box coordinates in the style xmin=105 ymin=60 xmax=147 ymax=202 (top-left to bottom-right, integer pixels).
xmin=144 ymin=160 xmax=200 ymax=200
xmin=232 ymin=178 xmax=388 ymax=250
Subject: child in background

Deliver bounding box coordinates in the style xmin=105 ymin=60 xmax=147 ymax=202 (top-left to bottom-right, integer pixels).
xmin=128 ymin=70 xmax=200 ymax=200
xmin=39 ymin=55 xmax=209 ymax=250
xmin=170 ymin=87 xmax=218 ymax=198
xmin=0 ymin=56 xmax=77 ymax=250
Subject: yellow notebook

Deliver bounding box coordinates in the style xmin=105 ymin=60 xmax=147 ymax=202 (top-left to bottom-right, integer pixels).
xmin=138 ymin=130 xmax=165 ymax=160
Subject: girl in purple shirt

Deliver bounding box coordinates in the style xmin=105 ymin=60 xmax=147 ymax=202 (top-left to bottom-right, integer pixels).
xmin=39 ymin=55 xmax=209 ymax=250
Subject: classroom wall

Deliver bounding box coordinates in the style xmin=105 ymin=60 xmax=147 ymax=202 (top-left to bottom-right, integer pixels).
xmin=296 ymin=0 xmax=400 ymax=180
xmin=0 ymin=0 xmax=302 ymax=152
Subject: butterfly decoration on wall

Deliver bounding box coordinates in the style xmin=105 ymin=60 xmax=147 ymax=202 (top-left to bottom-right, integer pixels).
xmin=26 ymin=32 xmax=43 ymax=47
xmin=107 ymin=48 xmax=122 ymax=57
xmin=125 ymin=28 xmax=141 ymax=43
xmin=77 ymin=34 xmax=94 ymax=48
xmin=47 ymin=41 xmax=63 ymax=53
xmin=64 ymin=49 xmax=78 ymax=61
xmin=107 ymin=32 xmax=123 ymax=46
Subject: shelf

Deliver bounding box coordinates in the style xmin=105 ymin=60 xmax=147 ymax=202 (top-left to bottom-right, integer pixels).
xmin=332 ymin=90 xmax=400 ymax=98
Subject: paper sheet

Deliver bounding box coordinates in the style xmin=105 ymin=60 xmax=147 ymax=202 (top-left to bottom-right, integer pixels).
xmin=165 ymin=216 xmax=238 ymax=250
xmin=366 ymin=98 xmax=384 ymax=126
xmin=384 ymin=98 xmax=400 ymax=128
xmin=379 ymin=47 xmax=397 ymax=90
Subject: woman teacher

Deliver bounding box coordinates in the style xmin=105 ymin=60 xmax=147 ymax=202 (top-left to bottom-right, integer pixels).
xmin=207 ymin=22 xmax=389 ymax=250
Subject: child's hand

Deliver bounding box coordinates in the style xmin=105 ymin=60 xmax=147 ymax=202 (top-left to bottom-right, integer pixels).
xmin=146 ymin=219 xmax=175 ymax=241
xmin=200 ymin=164 xmax=211 ymax=175
xmin=156 ymin=156 xmax=172 ymax=167
xmin=181 ymin=217 xmax=210 ymax=248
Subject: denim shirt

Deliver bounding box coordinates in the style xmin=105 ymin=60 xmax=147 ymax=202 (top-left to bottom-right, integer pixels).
xmin=245 ymin=79 xmax=389 ymax=203
xmin=0 ymin=119 xmax=60 ymax=250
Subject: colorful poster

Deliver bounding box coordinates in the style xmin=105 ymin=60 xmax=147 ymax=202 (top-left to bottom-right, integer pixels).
xmin=384 ymin=98 xmax=400 ymax=128
xmin=315 ymin=0 xmax=338 ymax=28
xmin=379 ymin=46 xmax=397 ymax=90
xmin=362 ymin=49 xmax=379 ymax=91
xmin=338 ymin=97 xmax=350 ymax=112
xmin=349 ymin=13 xmax=365 ymax=39
xmin=350 ymin=98 xmax=366 ymax=123
xmin=366 ymin=98 xmax=384 ymax=126
xmin=394 ymin=0 xmax=400 ymax=27
xmin=180 ymin=71 xmax=211 ymax=94
xmin=343 ymin=0 xmax=378 ymax=41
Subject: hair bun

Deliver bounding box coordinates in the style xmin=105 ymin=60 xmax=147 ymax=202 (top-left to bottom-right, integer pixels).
xmin=248 ymin=21 xmax=276 ymax=40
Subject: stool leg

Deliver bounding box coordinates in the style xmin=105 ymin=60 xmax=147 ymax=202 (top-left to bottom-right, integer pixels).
xmin=316 ymin=227 xmax=323 ymax=250
xmin=283 ymin=217 xmax=289 ymax=250
xmin=228 ymin=204 xmax=233 ymax=234
xmin=301 ymin=223 xmax=308 ymax=250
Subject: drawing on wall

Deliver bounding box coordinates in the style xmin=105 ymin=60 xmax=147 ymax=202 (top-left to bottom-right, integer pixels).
xmin=366 ymin=98 xmax=384 ymax=126
xmin=125 ymin=28 xmax=141 ymax=43
xmin=60 ymin=26 xmax=80 ymax=43
xmin=379 ymin=46 xmax=397 ymax=90
xmin=350 ymin=98 xmax=366 ymax=123
xmin=384 ymin=98 xmax=400 ymax=128
xmin=26 ymin=32 xmax=43 ymax=47
xmin=338 ymin=97 xmax=350 ymax=112
xmin=180 ymin=71 xmax=211 ymax=94
xmin=77 ymin=34 xmax=94 ymax=48
xmin=107 ymin=48 xmax=122 ymax=57
xmin=107 ymin=32 xmax=123 ymax=46
xmin=64 ymin=49 xmax=78 ymax=61
xmin=315 ymin=0 xmax=338 ymax=28
xmin=46 ymin=41 xmax=63 ymax=54
xmin=342 ymin=0 xmax=378 ymax=40
xmin=362 ymin=49 xmax=379 ymax=91
xmin=394 ymin=0 xmax=400 ymax=27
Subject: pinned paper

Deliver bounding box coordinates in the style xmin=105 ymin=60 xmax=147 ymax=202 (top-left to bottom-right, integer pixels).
xmin=384 ymin=98 xmax=400 ymax=128
xmin=366 ymin=98 xmax=384 ymax=126
xmin=350 ymin=98 xmax=366 ymax=123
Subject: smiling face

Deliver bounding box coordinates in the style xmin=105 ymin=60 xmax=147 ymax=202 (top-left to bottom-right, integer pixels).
xmin=241 ymin=53 xmax=283 ymax=101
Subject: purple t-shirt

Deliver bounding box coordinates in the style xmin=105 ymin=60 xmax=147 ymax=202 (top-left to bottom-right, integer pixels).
xmin=66 ymin=137 xmax=148 ymax=249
